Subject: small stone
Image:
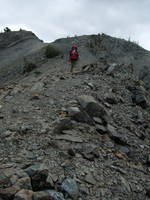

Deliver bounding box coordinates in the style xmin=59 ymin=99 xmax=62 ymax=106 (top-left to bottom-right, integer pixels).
xmin=55 ymin=135 xmax=83 ymax=143
xmin=67 ymin=106 xmax=93 ymax=124
xmin=118 ymin=146 xmax=130 ymax=156
xmin=93 ymin=117 xmax=103 ymax=124
xmin=53 ymin=118 xmax=73 ymax=134
xmin=51 ymin=174 xmax=58 ymax=183
xmin=103 ymin=102 xmax=111 ymax=108
xmin=12 ymin=108 xmax=19 ymax=113
xmin=0 ymin=115 xmax=4 ymax=119
xmin=120 ymin=176 xmax=131 ymax=193
xmin=106 ymin=63 xmax=117 ymax=75
xmin=30 ymin=93 xmax=40 ymax=100
xmin=14 ymin=189 xmax=33 ymax=200
xmin=33 ymin=190 xmax=64 ymax=200
xmin=77 ymin=95 xmax=97 ymax=109
xmin=59 ymin=76 xmax=65 ymax=80
xmin=46 ymin=190 xmax=65 ymax=200
xmin=80 ymin=185 xmax=89 ymax=195
xmin=104 ymin=94 xmax=118 ymax=104
xmin=107 ymin=124 xmax=118 ymax=138
xmin=107 ymin=124 xmax=128 ymax=146
xmin=87 ymin=83 xmax=96 ymax=90
xmin=11 ymin=87 xmax=21 ymax=95
xmin=19 ymin=124 xmax=33 ymax=135
xmin=61 ymin=178 xmax=79 ymax=199
xmin=84 ymin=173 xmax=96 ymax=185
xmin=30 ymin=82 xmax=44 ymax=93
xmin=95 ymin=124 xmax=107 ymax=134
xmin=68 ymin=106 xmax=80 ymax=115
xmin=67 ymin=148 xmax=76 ymax=157
xmin=32 ymin=191 xmax=49 ymax=200
xmin=1 ymin=130 xmax=12 ymax=138
xmin=46 ymin=174 xmax=54 ymax=188
xmin=81 ymin=143 xmax=99 ymax=161
xmin=62 ymin=130 xmax=76 ymax=135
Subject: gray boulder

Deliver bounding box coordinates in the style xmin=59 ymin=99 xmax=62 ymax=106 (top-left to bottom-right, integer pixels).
xmin=24 ymin=163 xmax=50 ymax=191
xmin=107 ymin=124 xmax=129 ymax=146
xmin=14 ymin=189 xmax=33 ymax=200
xmin=0 ymin=165 xmax=32 ymax=199
xmin=67 ymin=106 xmax=94 ymax=124
xmin=61 ymin=178 xmax=79 ymax=199
xmin=53 ymin=118 xmax=73 ymax=134
xmin=128 ymin=85 xmax=148 ymax=108
xmin=78 ymin=95 xmax=109 ymax=125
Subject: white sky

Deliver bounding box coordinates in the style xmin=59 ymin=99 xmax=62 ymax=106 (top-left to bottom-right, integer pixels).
xmin=0 ymin=0 xmax=150 ymax=50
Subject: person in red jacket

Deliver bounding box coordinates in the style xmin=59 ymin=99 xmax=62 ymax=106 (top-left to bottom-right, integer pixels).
xmin=69 ymin=45 xmax=79 ymax=73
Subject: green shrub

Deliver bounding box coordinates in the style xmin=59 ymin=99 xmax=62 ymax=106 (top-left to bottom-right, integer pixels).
xmin=23 ymin=62 xmax=37 ymax=73
xmin=45 ymin=45 xmax=60 ymax=58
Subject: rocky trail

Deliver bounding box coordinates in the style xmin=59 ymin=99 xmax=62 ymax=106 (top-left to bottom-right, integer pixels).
xmin=0 ymin=31 xmax=150 ymax=200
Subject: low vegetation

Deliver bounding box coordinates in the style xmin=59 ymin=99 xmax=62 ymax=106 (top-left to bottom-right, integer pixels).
xmin=45 ymin=45 xmax=60 ymax=58
xmin=23 ymin=62 xmax=37 ymax=73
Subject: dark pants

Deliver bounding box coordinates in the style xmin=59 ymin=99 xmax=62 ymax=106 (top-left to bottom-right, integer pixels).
xmin=70 ymin=60 xmax=77 ymax=72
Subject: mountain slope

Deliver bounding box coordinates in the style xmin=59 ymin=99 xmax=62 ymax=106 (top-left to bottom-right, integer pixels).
xmin=0 ymin=30 xmax=47 ymax=84
xmin=0 ymin=31 xmax=150 ymax=200
xmin=1 ymin=31 xmax=150 ymax=91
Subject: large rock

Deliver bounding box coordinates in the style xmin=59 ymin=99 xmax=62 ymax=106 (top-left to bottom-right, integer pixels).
xmin=53 ymin=118 xmax=73 ymax=134
xmin=33 ymin=190 xmax=65 ymax=200
xmin=67 ymin=106 xmax=94 ymax=124
xmin=24 ymin=163 xmax=50 ymax=191
xmin=0 ymin=165 xmax=32 ymax=199
xmin=77 ymin=95 xmax=97 ymax=109
xmin=61 ymin=178 xmax=79 ymax=199
xmin=128 ymin=85 xmax=148 ymax=108
xmin=0 ymin=186 xmax=19 ymax=200
xmin=14 ymin=190 xmax=65 ymax=200
xmin=78 ymin=95 xmax=109 ymax=125
xmin=107 ymin=124 xmax=129 ymax=146
xmin=14 ymin=189 xmax=33 ymax=200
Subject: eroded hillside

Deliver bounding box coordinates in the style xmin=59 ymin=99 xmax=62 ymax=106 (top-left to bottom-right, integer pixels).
xmin=0 ymin=31 xmax=150 ymax=200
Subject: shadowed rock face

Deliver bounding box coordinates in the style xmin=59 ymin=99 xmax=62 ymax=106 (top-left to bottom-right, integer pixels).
xmin=0 ymin=31 xmax=150 ymax=200
xmin=0 ymin=30 xmax=46 ymax=85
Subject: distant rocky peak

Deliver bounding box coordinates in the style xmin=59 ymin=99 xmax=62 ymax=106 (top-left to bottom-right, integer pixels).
xmin=0 ymin=30 xmax=42 ymax=49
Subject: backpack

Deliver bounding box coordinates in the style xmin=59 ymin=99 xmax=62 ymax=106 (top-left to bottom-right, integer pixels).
xmin=70 ymin=49 xmax=79 ymax=60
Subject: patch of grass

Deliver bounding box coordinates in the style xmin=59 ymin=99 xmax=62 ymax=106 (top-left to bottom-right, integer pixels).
xmin=45 ymin=45 xmax=60 ymax=58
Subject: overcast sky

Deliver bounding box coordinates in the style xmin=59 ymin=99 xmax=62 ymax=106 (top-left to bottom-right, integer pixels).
xmin=0 ymin=0 xmax=150 ymax=50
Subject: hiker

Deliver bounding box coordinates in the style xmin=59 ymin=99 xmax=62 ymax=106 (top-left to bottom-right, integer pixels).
xmin=69 ymin=45 xmax=79 ymax=73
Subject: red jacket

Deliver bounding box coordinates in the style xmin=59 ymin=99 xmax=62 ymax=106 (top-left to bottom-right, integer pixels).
xmin=69 ymin=49 xmax=79 ymax=60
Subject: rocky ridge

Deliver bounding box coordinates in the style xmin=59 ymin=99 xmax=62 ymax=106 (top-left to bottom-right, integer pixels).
xmin=0 ymin=31 xmax=150 ymax=200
